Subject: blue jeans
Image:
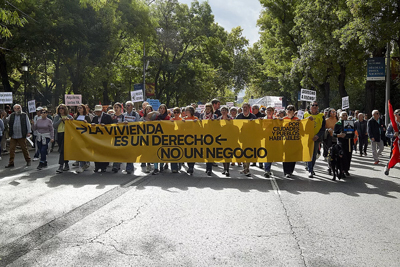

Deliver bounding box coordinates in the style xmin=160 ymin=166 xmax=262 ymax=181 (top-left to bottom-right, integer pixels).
xmin=264 ymin=162 xmax=272 ymax=172
xmin=37 ymin=138 xmax=50 ymax=163
xmin=307 ymin=140 xmax=321 ymax=173
xmin=113 ymin=162 xmax=134 ymax=172
xmin=171 ymin=163 xmax=182 ymax=171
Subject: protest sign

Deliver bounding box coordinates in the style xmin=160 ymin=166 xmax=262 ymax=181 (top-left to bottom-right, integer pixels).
xmin=342 ymin=96 xmax=349 ymax=110
xmin=226 ymin=102 xmax=234 ymax=107
xmin=297 ymin=110 xmax=305 ymax=120
xmin=0 ymin=92 xmax=13 ymax=104
xmin=300 ymin=89 xmax=316 ymax=102
xmin=131 ymin=90 xmax=144 ymax=103
xmin=65 ymin=95 xmax=82 ymax=106
xmin=65 ymin=119 xmax=314 ymax=163
xmin=28 ymin=100 xmax=36 ymax=113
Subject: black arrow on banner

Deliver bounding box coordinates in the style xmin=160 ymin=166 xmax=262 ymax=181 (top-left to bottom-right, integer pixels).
xmin=76 ymin=125 xmax=87 ymax=134
xmin=216 ymin=134 xmax=227 ymax=145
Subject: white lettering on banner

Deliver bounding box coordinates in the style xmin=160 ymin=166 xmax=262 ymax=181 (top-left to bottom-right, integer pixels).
xmin=300 ymin=89 xmax=317 ymax=102
xmin=342 ymin=96 xmax=349 ymax=110
xmin=226 ymin=102 xmax=234 ymax=107
xmin=65 ymin=95 xmax=82 ymax=106
xmin=28 ymin=100 xmax=36 ymax=113
xmin=131 ymin=91 xmax=144 ymax=103
xmin=0 ymin=92 xmax=13 ymax=104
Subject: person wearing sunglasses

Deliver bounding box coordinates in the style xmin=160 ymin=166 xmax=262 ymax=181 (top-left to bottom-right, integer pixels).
xmin=72 ymin=104 xmax=92 ymax=173
xmin=304 ymin=101 xmax=325 ymax=178
xmin=32 ymin=108 xmax=54 ymax=170
xmin=384 ymin=109 xmax=400 ymax=175
xmin=367 ymin=110 xmax=384 ymax=165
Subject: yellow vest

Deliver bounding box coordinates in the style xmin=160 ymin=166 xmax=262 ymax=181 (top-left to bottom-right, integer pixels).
xmin=305 ymin=112 xmax=324 ymax=135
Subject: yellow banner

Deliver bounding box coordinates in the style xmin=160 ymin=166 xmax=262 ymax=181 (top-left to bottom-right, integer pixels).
xmin=64 ymin=119 xmax=314 ymax=163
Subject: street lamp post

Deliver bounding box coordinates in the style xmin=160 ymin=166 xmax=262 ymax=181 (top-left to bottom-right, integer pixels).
xmin=21 ymin=60 xmax=29 ymax=111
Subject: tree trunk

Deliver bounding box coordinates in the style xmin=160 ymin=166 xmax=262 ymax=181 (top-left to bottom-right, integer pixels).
xmin=102 ymin=81 xmax=109 ymax=104
xmin=365 ymin=80 xmax=375 ymax=116
xmin=338 ymin=64 xmax=348 ymax=98
xmin=0 ymin=52 xmax=12 ymax=92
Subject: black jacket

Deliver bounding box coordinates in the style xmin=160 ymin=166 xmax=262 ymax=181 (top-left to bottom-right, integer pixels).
xmin=92 ymin=113 xmax=113 ymax=125
xmin=355 ymin=120 xmax=367 ymax=136
xmin=367 ymin=117 xmax=383 ymax=142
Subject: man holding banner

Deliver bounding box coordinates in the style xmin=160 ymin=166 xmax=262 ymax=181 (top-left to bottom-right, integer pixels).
xmin=384 ymin=105 xmax=400 ymax=175
xmin=304 ymin=101 xmax=325 ymax=178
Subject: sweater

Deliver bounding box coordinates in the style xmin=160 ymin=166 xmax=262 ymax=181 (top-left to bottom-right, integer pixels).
xmin=33 ymin=118 xmax=55 ymax=139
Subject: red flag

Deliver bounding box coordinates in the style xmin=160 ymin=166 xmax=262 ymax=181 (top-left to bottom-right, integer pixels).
xmin=388 ymin=100 xmax=398 ymax=132
xmin=388 ymin=137 xmax=400 ymax=169
xmin=388 ymin=100 xmax=400 ymax=169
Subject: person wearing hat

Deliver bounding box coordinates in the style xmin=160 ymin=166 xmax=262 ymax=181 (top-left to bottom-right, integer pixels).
xmin=91 ymin=104 xmax=113 ymax=173
xmin=32 ymin=106 xmax=44 ymax=161
xmin=211 ymin=98 xmax=222 ymax=117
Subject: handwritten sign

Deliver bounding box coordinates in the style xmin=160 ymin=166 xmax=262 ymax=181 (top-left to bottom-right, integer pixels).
xmin=300 ymin=89 xmax=316 ymax=102
xmin=28 ymin=100 xmax=36 ymax=113
xmin=65 ymin=94 xmax=82 ymax=106
xmin=0 ymin=92 xmax=13 ymax=104
xmin=131 ymin=90 xmax=144 ymax=103
xmin=342 ymin=96 xmax=349 ymax=110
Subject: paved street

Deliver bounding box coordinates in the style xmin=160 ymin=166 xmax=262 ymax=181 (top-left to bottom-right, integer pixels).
xmin=1 ymin=146 xmax=400 ymax=267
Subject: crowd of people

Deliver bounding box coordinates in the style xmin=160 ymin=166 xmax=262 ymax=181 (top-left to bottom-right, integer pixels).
xmin=1 ymin=99 xmax=399 ymax=179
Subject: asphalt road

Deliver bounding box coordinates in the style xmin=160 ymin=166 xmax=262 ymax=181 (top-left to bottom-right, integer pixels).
xmin=0 ymin=146 xmax=400 ymax=267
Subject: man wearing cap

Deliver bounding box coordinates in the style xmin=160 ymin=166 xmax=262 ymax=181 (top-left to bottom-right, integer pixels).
xmin=32 ymin=106 xmax=43 ymax=161
xmin=91 ymin=105 xmax=113 ymax=172
xmin=5 ymin=104 xmax=32 ymax=168
xmin=212 ymin=98 xmax=222 ymax=117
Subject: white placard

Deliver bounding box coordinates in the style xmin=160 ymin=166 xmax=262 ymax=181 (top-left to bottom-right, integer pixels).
xmin=300 ymin=89 xmax=317 ymax=102
xmin=297 ymin=110 xmax=304 ymax=120
xmin=226 ymin=102 xmax=234 ymax=107
xmin=28 ymin=100 xmax=36 ymax=113
xmin=131 ymin=91 xmax=144 ymax=103
xmin=65 ymin=94 xmax=82 ymax=106
xmin=342 ymin=96 xmax=349 ymax=110
xmin=0 ymin=92 xmax=13 ymax=104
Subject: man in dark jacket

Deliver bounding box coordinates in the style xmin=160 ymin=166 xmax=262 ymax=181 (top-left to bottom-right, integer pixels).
xmin=355 ymin=113 xmax=368 ymax=156
xmin=91 ymin=105 xmax=113 ymax=172
xmin=5 ymin=104 xmax=32 ymax=168
xmin=368 ymin=110 xmax=384 ymax=164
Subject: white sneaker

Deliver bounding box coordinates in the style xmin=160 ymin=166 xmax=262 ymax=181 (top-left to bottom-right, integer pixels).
xmin=77 ymin=167 xmax=84 ymax=173
xmin=33 ymin=157 xmax=39 ymax=161
xmin=0 ymin=156 xmax=2 ymax=160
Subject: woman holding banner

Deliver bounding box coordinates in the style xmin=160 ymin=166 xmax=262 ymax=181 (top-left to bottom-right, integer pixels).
xmin=200 ymin=103 xmax=217 ymax=176
xmin=53 ymin=104 xmax=73 ymax=174
xmin=140 ymin=105 xmax=154 ymax=174
xmin=333 ymin=111 xmax=355 ymax=178
xmin=282 ymin=105 xmax=300 ymax=178
xmin=74 ymin=104 xmax=91 ymax=173
xmin=218 ymin=106 xmax=232 ymax=177
xmin=183 ymin=106 xmax=198 ymax=175
xmin=154 ymin=104 xmax=171 ymax=173
xmin=324 ymin=109 xmax=338 ymax=161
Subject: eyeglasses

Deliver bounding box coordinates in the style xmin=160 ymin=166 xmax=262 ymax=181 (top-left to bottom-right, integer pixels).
xmin=287 ymin=109 xmax=294 ymax=111
xmin=374 ymin=113 xmax=379 ymax=115
xmin=174 ymin=111 xmax=180 ymax=114
xmin=59 ymin=107 xmax=65 ymax=110
xmin=42 ymin=111 xmax=48 ymax=113
xmin=312 ymin=104 xmax=318 ymax=107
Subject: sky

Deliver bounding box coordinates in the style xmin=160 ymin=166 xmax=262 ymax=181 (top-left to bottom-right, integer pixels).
xmin=178 ymin=0 xmax=263 ymax=46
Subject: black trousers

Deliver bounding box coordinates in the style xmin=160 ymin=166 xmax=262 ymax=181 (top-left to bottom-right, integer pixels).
xmin=358 ymin=135 xmax=368 ymax=154
xmin=283 ymin=162 xmax=296 ymax=175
